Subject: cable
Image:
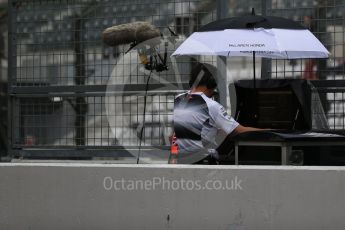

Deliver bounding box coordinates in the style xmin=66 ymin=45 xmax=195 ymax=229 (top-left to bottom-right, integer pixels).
xmin=136 ymin=69 xmax=153 ymax=164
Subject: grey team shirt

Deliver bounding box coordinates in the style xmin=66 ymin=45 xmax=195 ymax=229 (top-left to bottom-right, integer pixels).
xmin=173 ymin=92 xmax=239 ymax=154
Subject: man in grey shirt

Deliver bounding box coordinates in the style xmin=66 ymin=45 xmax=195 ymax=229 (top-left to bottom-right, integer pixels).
xmin=172 ymin=62 xmax=262 ymax=164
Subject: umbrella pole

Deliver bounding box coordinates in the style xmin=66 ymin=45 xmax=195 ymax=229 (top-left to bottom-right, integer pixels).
xmin=253 ymin=51 xmax=256 ymax=89
xmin=253 ymin=51 xmax=258 ymax=122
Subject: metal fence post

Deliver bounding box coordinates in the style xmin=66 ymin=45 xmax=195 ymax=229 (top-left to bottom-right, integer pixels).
xmin=217 ymin=0 xmax=229 ymax=108
xmin=261 ymin=0 xmax=272 ymax=79
xmin=7 ymin=0 xmax=17 ymax=158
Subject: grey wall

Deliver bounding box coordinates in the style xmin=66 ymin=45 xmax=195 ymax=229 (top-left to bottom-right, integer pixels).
xmin=1 ymin=163 xmax=345 ymax=229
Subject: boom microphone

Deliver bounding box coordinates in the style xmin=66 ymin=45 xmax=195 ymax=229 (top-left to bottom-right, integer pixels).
xmin=102 ymin=21 xmax=171 ymax=73
xmin=102 ymin=21 xmax=161 ymax=46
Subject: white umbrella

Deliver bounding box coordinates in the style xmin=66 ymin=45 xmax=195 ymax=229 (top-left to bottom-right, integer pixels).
xmin=172 ymin=28 xmax=329 ymax=59
xmin=172 ymin=11 xmax=330 ymax=85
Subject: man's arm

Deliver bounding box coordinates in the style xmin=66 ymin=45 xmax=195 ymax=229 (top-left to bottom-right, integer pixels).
xmin=232 ymin=124 xmax=266 ymax=135
xmin=209 ymin=102 xmax=268 ymax=136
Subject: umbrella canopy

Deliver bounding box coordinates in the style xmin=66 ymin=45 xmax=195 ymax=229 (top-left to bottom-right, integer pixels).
xmin=172 ymin=10 xmax=330 ymax=90
xmin=172 ymin=28 xmax=329 ymax=59
xmin=172 ymin=12 xmax=329 ymax=59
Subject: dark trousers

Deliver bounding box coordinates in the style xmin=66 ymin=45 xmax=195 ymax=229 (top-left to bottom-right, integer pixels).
xmin=216 ymin=133 xmax=235 ymax=156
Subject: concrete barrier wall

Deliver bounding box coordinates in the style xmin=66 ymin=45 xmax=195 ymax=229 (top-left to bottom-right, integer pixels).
xmin=1 ymin=163 xmax=345 ymax=229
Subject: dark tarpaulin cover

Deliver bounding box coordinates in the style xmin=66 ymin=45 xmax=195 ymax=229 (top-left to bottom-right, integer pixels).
xmin=233 ymin=79 xmax=312 ymax=130
xmin=231 ymin=79 xmax=345 ymax=142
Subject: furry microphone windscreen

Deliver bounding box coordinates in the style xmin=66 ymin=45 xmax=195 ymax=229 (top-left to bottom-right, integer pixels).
xmin=102 ymin=21 xmax=161 ymax=46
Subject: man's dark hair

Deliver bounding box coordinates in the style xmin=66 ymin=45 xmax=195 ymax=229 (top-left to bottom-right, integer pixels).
xmin=189 ymin=63 xmax=217 ymax=89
